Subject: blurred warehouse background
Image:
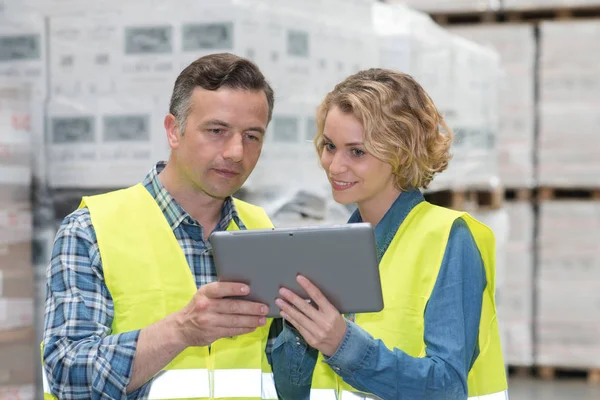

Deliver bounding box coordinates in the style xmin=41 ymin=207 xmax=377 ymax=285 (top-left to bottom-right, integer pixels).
xmin=1 ymin=0 xmax=600 ymax=398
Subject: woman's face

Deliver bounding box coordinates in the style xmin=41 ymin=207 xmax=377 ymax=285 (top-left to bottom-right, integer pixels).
xmin=320 ymin=106 xmax=398 ymax=207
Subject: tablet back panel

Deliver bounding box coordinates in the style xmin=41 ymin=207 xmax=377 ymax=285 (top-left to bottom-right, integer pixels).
xmin=209 ymin=223 xmax=383 ymax=318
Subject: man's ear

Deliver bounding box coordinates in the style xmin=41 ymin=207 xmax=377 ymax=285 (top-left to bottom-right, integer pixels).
xmin=164 ymin=114 xmax=181 ymax=150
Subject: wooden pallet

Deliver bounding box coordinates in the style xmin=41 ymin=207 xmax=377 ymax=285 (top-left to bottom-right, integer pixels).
xmin=0 ymin=327 xmax=34 ymax=345
xmin=538 ymin=366 xmax=600 ymax=384
xmin=430 ymin=5 xmax=600 ymax=25
xmin=508 ymin=366 xmax=534 ymax=378
xmin=424 ymin=187 xmax=503 ymax=211
xmin=504 ymin=188 xmax=533 ymax=202
xmin=537 ymin=187 xmax=600 ymax=202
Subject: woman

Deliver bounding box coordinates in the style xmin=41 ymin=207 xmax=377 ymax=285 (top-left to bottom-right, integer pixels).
xmin=271 ymin=69 xmax=508 ymax=400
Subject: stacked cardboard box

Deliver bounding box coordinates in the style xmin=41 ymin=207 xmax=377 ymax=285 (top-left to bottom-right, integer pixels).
xmin=539 ymin=20 xmax=600 ymax=187
xmin=0 ymin=84 xmax=35 ymax=396
xmin=538 ymin=201 xmax=600 ymax=367
xmin=502 ymin=202 xmax=535 ymax=366
xmin=1 ymin=9 xmax=48 ymax=398
xmin=451 ymin=24 xmax=536 ymax=188
xmin=42 ymin=0 xmax=377 ymax=192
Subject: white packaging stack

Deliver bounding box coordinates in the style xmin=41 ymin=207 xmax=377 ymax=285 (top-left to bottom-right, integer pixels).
xmin=44 ymin=0 xmax=378 ymax=194
xmin=386 ymin=0 xmax=501 ymax=13
xmin=0 ymin=11 xmax=46 ymax=185
xmin=468 ymin=207 xmax=508 ymax=306
xmin=504 ymin=0 xmax=600 ymax=9
xmin=0 ymin=84 xmax=35 ymax=396
xmin=225 ymin=0 xmax=378 ymax=223
xmin=502 ymin=202 xmax=535 ymax=366
xmin=374 ymin=2 xmax=501 ymax=192
xmin=538 ymin=201 xmax=600 ymax=367
xmin=451 ymin=24 xmax=536 ymax=188
xmin=539 ymin=20 xmax=600 ymax=187
xmin=444 ymin=36 xmax=500 ymax=191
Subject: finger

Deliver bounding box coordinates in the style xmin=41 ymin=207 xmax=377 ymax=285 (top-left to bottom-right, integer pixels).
xmin=278 ymin=286 xmax=321 ymax=320
xmin=213 ymin=313 xmax=267 ymax=329
xmin=275 ymin=297 xmax=320 ymax=336
xmin=212 ymin=298 xmax=269 ymax=316
xmin=296 ymin=275 xmax=336 ymax=313
xmin=201 ymin=282 xmax=250 ymax=299
xmin=278 ymin=304 xmax=317 ymax=346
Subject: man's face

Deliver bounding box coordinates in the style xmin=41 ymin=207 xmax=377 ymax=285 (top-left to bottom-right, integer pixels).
xmin=168 ymin=87 xmax=269 ymax=199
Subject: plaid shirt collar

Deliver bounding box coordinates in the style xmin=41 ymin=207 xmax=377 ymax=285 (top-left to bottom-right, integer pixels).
xmin=142 ymin=161 xmax=239 ymax=232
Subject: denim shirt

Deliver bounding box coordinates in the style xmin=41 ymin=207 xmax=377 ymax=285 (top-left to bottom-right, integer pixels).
xmin=271 ymin=190 xmax=487 ymax=400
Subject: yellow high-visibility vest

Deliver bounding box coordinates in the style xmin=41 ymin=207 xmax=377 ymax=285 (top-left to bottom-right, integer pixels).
xmin=41 ymin=183 xmax=277 ymax=400
xmin=311 ymin=202 xmax=508 ymax=400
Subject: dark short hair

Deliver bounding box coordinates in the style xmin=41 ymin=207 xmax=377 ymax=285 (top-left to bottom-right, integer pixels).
xmin=169 ymin=53 xmax=275 ymax=133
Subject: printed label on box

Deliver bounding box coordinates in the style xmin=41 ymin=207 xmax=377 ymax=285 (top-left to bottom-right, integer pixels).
xmin=272 ymin=116 xmax=299 ymax=143
xmin=182 ymin=22 xmax=234 ymax=51
xmin=51 ymin=117 xmax=95 ymax=144
xmin=103 ymin=115 xmax=150 ymax=142
xmin=0 ymin=34 xmax=41 ymax=62
xmin=125 ymin=26 xmax=173 ymax=55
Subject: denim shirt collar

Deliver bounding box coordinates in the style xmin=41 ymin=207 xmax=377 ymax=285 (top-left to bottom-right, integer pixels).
xmin=348 ymin=189 xmax=425 ymax=261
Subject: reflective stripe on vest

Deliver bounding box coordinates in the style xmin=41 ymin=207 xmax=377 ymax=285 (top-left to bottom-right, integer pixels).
xmin=42 ymin=365 xmax=213 ymax=399
xmin=43 ymin=368 xmax=278 ymax=399
xmin=148 ymin=369 xmax=210 ymax=399
xmin=42 ymin=368 xmax=50 ymax=393
xmin=468 ymin=390 xmax=510 ymax=400
xmin=337 ymin=389 xmax=510 ymax=400
xmin=213 ymin=369 xmax=261 ymax=398
xmin=261 ymin=372 xmax=278 ymax=399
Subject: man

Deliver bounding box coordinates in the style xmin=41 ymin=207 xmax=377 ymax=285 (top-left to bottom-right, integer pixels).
xmin=42 ymin=53 xmax=280 ymax=399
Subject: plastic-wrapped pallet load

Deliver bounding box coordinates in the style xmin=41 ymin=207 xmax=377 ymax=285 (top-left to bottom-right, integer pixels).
xmin=0 ymin=84 xmax=35 ymax=398
xmin=385 ymin=0 xmax=501 ymax=13
xmin=502 ymin=202 xmax=534 ymax=366
xmin=451 ymin=24 xmax=536 ymax=188
xmin=442 ymin=35 xmax=500 ymax=191
xmin=538 ymin=200 xmax=600 ymax=368
xmin=539 ymin=20 xmax=600 ymax=187
xmin=44 ymin=0 xmax=377 ymax=185
xmin=374 ymin=2 xmax=501 ymax=192
xmin=225 ymin=0 xmax=378 ymax=224
xmin=47 ymin=97 xmax=168 ymax=188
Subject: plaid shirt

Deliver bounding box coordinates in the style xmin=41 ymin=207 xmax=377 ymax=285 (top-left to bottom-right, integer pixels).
xmin=43 ymin=162 xmax=281 ymax=399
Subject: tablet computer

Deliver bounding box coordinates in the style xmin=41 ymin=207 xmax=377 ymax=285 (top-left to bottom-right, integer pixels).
xmin=209 ymin=223 xmax=383 ymax=318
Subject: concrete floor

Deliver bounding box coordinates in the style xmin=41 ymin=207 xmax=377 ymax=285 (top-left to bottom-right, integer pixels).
xmin=508 ymin=377 xmax=600 ymax=400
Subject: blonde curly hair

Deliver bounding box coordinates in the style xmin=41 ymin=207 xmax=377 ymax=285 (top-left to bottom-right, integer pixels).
xmin=315 ymin=69 xmax=453 ymax=191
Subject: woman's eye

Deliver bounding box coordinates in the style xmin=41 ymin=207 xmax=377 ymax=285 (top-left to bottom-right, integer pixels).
xmin=351 ymin=148 xmax=365 ymax=157
xmin=324 ymin=142 xmax=335 ymax=151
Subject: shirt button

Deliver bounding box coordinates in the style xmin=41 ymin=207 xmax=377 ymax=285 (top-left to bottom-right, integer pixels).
xmin=296 ymin=342 xmax=301 ymax=346
xmin=295 ymin=336 xmax=300 ymax=341
xmin=333 ymin=367 xmax=340 ymax=371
